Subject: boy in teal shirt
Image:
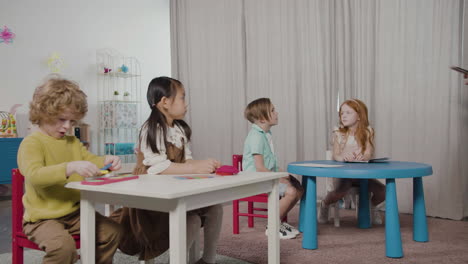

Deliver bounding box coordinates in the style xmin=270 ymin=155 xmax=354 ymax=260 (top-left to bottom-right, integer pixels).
xmin=242 ymin=98 xmax=303 ymax=239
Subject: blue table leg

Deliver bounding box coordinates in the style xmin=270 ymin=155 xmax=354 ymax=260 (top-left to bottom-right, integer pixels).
xmin=358 ymin=179 xmax=371 ymax=228
xmin=302 ymin=176 xmax=317 ymax=249
xmin=413 ymin=177 xmax=429 ymax=242
xmin=299 ymin=175 xmax=308 ymax=233
xmin=385 ymin=178 xmax=403 ymax=258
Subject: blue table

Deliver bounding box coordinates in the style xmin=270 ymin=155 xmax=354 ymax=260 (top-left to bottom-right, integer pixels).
xmin=288 ymin=160 xmax=433 ymax=258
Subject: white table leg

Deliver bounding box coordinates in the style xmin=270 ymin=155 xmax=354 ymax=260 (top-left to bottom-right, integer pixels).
xmin=80 ymin=193 xmax=95 ymax=264
xmin=268 ymin=179 xmax=280 ymax=264
xmin=170 ymin=199 xmax=187 ymax=264
xmin=104 ymin=204 xmax=115 ymax=216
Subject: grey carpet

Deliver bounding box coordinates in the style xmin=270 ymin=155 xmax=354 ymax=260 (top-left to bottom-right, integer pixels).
xmin=0 ymin=249 xmax=251 ymax=263
xmin=2 ymin=198 xmax=467 ymax=264
xmin=218 ymin=203 xmax=468 ymax=264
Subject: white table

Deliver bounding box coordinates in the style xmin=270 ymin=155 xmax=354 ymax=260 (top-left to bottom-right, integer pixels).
xmin=66 ymin=171 xmax=287 ymax=264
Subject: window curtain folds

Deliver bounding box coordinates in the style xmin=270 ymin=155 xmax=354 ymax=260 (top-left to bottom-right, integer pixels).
xmin=170 ymin=0 xmax=467 ymax=220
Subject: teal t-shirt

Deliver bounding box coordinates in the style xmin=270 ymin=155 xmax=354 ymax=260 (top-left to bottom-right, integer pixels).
xmin=242 ymin=124 xmax=278 ymax=172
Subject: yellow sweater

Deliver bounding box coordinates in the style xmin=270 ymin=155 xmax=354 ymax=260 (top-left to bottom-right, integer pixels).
xmin=17 ymin=131 xmax=104 ymax=222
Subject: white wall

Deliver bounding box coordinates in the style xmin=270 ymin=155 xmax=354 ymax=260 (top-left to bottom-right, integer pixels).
xmin=0 ymin=0 xmax=171 ymax=154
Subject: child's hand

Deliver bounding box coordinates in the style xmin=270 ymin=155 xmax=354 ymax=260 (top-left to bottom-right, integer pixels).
xmin=353 ymin=151 xmax=364 ymax=161
xmin=343 ymin=152 xmax=355 ymax=161
xmin=104 ymin=155 xmax=122 ymax=171
xmin=67 ymin=161 xmax=100 ymax=178
xmin=212 ymin=159 xmax=221 ymax=169
xmin=191 ymin=159 xmax=220 ymax=174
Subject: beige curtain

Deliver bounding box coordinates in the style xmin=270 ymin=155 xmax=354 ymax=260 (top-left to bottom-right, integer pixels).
xmin=170 ymin=0 xmax=468 ymax=220
xmin=171 ymin=0 xmax=331 ymax=168
xmin=171 ymin=0 xmax=248 ymax=164
xmin=372 ymin=0 xmax=466 ymax=219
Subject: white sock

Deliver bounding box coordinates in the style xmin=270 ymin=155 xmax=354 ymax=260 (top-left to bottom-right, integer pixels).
xmin=186 ymin=213 xmax=202 ymax=251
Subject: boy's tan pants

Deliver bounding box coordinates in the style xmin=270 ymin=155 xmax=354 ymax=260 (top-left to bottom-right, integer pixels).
xmin=23 ymin=210 xmax=122 ymax=264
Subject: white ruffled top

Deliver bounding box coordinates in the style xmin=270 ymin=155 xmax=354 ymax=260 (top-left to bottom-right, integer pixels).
xmin=140 ymin=124 xmax=193 ymax=174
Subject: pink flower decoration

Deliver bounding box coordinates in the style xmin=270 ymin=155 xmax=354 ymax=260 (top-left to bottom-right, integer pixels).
xmin=0 ymin=26 xmax=16 ymax=44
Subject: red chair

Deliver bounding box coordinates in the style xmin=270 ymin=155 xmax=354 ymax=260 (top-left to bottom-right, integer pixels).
xmin=232 ymin=155 xmax=286 ymax=234
xmin=11 ymin=169 xmax=80 ymax=264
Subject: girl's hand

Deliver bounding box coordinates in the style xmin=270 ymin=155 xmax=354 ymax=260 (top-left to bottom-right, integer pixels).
xmin=212 ymin=158 xmax=221 ymax=169
xmin=104 ymin=155 xmax=122 ymax=171
xmin=191 ymin=159 xmax=220 ymax=174
xmin=343 ymin=152 xmax=355 ymax=161
xmin=351 ymin=151 xmax=364 ymax=161
xmin=67 ymin=161 xmax=100 ymax=178
xmin=354 ymin=153 xmax=364 ymax=161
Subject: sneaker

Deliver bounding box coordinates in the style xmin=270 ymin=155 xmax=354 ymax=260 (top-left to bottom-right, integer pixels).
xmin=265 ymin=224 xmax=297 ymax=239
xmin=372 ymin=207 xmax=383 ymax=225
xmin=281 ymin=222 xmax=300 ymax=236
xmin=318 ymin=200 xmax=329 ymax=224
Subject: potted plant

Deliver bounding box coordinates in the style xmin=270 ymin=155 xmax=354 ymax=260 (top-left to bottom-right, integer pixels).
xmin=113 ymin=91 xmax=120 ymax=101
xmin=123 ymin=91 xmax=130 ymax=101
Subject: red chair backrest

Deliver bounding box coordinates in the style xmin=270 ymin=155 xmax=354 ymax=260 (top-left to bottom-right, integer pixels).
xmin=232 ymin=155 xmax=243 ymax=171
xmin=11 ymin=169 xmax=24 ymax=236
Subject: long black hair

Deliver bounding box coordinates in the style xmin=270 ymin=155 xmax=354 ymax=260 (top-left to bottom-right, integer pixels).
xmin=140 ymin=76 xmax=191 ymax=154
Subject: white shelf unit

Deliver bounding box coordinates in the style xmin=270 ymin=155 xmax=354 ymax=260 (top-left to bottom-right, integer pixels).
xmin=96 ymin=49 xmax=142 ymax=163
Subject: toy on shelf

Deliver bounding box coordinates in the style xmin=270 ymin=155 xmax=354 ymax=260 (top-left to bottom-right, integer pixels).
xmin=68 ymin=121 xmax=90 ymax=148
xmin=0 ymin=112 xmax=17 ymax=137
xmin=0 ymin=104 xmax=21 ymax=138
xmin=118 ymin=64 xmax=129 ymax=73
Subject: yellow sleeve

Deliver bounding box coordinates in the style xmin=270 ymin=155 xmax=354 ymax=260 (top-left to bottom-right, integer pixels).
xmin=17 ymin=137 xmax=68 ymax=188
xmin=78 ymin=141 xmax=105 ymax=168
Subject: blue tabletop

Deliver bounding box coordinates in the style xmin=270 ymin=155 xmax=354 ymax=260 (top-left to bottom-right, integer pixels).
xmin=288 ymin=160 xmax=432 ymax=179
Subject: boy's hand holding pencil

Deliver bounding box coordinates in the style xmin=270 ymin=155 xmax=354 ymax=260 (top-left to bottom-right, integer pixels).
xmin=104 ymin=155 xmax=122 ymax=171
xmin=66 ymin=161 xmax=101 ymax=178
xmin=66 ymin=156 xmax=121 ymax=178
xmin=99 ymin=163 xmax=112 ymax=175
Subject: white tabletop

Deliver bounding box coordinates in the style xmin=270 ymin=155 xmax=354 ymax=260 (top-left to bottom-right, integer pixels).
xmin=67 ymin=171 xmax=286 ymax=264
xmin=66 ymin=171 xmax=286 ymax=199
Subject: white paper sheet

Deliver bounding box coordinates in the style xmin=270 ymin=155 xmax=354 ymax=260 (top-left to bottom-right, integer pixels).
xmin=345 ymin=157 xmax=390 ymax=163
xmin=294 ymin=163 xmax=344 ymax=168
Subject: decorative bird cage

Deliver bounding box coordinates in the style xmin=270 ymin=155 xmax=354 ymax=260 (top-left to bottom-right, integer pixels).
xmin=96 ymin=49 xmax=142 ymax=163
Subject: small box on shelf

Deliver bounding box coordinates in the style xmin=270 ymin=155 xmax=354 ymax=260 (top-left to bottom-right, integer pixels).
xmin=68 ymin=122 xmax=90 ymax=149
